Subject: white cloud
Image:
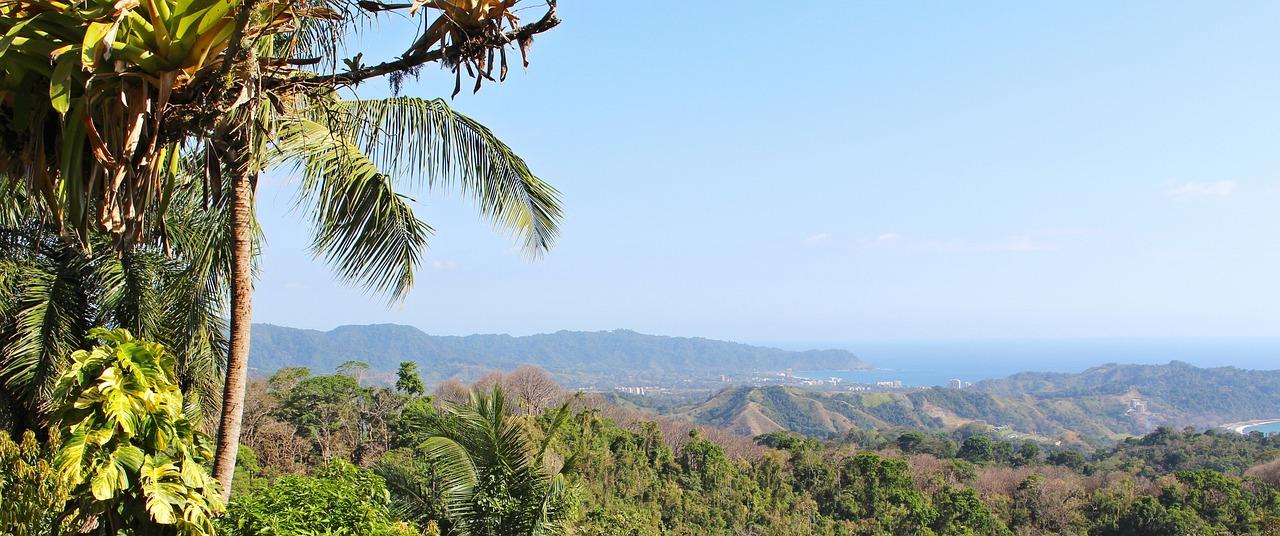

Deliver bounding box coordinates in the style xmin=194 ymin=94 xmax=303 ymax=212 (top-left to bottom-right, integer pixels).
xmin=987 ymin=235 xmax=1059 ymax=252
xmin=804 ymin=233 xmax=833 ymax=244
xmin=428 ymin=260 xmax=459 ymax=271
xmin=283 ymin=281 xmax=310 ymax=291
xmin=856 ymin=232 xmax=905 ymax=250
xmin=1164 ymin=180 xmax=1237 ymax=197
xmin=856 ymin=232 xmax=1062 ymax=253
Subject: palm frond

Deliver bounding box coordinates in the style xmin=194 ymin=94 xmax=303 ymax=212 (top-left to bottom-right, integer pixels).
xmin=413 ymin=385 xmax=578 ymax=535
xmin=0 ymin=181 xmax=233 ymax=430
xmin=267 ymin=0 xmax=365 ymax=73
xmin=419 ymin=435 xmax=480 ymax=523
xmin=532 ymin=473 xmax=574 ymax=536
xmin=378 ymin=462 xmax=445 ymax=528
xmin=318 ymin=96 xmax=561 ymax=258
xmin=161 ymin=182 xmax=240 ymax=425
xmin=1 ymin=247 xmax=90 ymax=417
xmin=268 ymin=95 xmax=561 ymax=304
xmin=274 ymin=117 xmax=432 ymax=303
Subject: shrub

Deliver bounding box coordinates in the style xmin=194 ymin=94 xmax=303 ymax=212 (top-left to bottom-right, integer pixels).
xmin=223 ymin=459 xmax=416 ymax=536
xmin=51 ymin=328 xmax=223 ymax=535
xmin=0 ymin=429 xmax=70 ymax=536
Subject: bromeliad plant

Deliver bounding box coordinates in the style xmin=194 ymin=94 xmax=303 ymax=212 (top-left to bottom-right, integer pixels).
xmin=0 ymin=0 xmax=290 ymax=248
xmin=50 ymin=328 xmax=223 ymax=536
xmin=0 ymin=0 xmax=557 ymax=250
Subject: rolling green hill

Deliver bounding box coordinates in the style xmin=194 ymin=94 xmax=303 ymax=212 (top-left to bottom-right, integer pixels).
xmin=682 ymin=362 xmax=1280 ymax=443
xmin=248 ymin=323 xmax=867 ymax=384
xmin=971 ymin=361 xmax=1280 ymax=429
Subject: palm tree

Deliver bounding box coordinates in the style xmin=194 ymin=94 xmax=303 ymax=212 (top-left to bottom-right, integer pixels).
xmin=0 ymin=186 xmax=232 ymax=434
xmin=199 ymin=89 xmax=562 ymax=500
xmin=0 ymin=0 xmax=564 ymax=500
xmin=417 ymin=385 xmax=578 ymax=535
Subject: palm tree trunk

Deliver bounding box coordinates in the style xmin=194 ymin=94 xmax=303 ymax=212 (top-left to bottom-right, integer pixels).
xmin=213 ymin=137 xmax=255 ymax=502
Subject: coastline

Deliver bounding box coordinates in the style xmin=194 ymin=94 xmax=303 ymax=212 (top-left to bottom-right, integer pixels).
xmin=1220 ymin=419 xmax=1280 ymax=434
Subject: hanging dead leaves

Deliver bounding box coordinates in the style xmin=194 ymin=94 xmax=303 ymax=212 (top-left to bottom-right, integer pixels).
xmin=358 ymin=0 xmax=537 ymax=97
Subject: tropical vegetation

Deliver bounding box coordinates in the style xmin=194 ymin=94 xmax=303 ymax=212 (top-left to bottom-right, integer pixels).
xmin=5 ymin=338 xmax=1280 ymax=534
xmin=0 ymin=183 xmax=230 ymax=434
xmin=1 ymin=0 xmax=565 ymax=500
xmin=51 ymin=328 xmax=223 ymax=535
xmin=5 ymin=0 xmax=1280 ymax=533
xmin=0 ymin=329 xmax=223 ymax=535
xmin=211 ymin=364 xmax=1280 ymax=535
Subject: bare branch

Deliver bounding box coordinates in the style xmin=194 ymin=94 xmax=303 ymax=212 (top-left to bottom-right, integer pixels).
xmin=218 ymin=0 xmax=266 ymax=84
xmin=266 ymin=0 xmax=559 ymax=93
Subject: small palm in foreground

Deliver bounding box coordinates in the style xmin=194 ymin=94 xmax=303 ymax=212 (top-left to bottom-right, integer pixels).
xmin=421 ymin=386 xmax=577 ymax=536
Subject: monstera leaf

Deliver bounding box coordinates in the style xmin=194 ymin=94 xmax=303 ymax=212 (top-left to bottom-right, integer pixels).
xmin=51 ymin=328 xmax=223 ymax=535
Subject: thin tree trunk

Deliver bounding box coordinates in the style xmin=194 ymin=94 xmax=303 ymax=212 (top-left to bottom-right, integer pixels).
xmin=213 ymin=132 xmax=255 ymax=502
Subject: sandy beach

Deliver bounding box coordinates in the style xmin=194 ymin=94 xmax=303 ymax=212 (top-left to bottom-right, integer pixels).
xmin=1220 ymin=419 xmax=1280 ymax=434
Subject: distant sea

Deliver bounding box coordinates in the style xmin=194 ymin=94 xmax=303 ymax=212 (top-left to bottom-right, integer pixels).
xmin=1244 ymin=422 xmax=1280 ymax=435
xmin=780 ymin=338 xmax=1280 ymax=389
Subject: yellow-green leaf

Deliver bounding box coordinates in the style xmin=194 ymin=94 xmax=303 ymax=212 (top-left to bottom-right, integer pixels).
xmin=86 ymin=428 xmax=113 ymax=446
xmin=116 ymin=444 xmax=145 ymax=472
xmin=49 ymin=53 xmax=76 ymax=114
xmin=90 ymin=463 xmax=123 ymax=500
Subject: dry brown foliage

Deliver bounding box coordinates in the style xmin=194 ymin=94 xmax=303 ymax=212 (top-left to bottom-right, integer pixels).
xmin=470 ymin=370 xmax=507 ymax=393
xmin=503 ymin=366 xmax=563 ymax=415
xmin=906 ymin=454 xmax=949 ymax=493
xmin=1082 ymin=469 xmax=1157 ymax=496
xmin=1246 ymin=458 xmax=1280 ymax=488
xmin=434 ymin=379 xmax=471 ymax=406
xmin=239 ymin=380 xmax=312 ymax=474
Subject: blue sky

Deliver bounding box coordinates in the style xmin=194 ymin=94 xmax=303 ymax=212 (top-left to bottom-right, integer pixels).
xmin=252 ymin=1 xmax=1280 ymax=343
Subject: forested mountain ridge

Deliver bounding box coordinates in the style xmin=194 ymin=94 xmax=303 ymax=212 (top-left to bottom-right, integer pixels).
xmin=248 ymin=323 xmax=866 ymax=383
xmin=685 ymin=362 xmax=1280 ymax=443
xmin=684 ymin=386 xmax=1076 ymax=441
xmin=971 ymin=361 xmax=1280 ymax=428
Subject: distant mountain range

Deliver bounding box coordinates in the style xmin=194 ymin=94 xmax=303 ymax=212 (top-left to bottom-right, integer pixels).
xmin=248 ymin=325 xmax=1280 ymax=443
xmin=248 ymin=323 xmax=867 ymax=384
xmin=679 ymin=361 xmax=1280 ymax=443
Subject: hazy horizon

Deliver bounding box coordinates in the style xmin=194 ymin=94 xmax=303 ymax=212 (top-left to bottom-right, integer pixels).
xmin=252 ymin=3 xmax=1279 ymax=344
xmin=253 ymin=321 xmax=1280 ymax=374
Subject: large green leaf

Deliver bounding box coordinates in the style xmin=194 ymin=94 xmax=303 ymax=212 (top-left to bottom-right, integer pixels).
xmin=89 ymin=459 xmax=125 ymax=500
xmin=48 ymin=52 xmax=76 ymax=114
xmin=49 ymin=329 xmax=224 ymax=532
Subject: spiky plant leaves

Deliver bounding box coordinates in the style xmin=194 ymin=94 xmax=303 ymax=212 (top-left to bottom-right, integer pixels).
xmin=416 ymin=385 xmax=579 ymax=536
xmin=0 ymin=0 xmax=302 ymax=249
xmin=0 ymin=190 xmax=231 ymax=431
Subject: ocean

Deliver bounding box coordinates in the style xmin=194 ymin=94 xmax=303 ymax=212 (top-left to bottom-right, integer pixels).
xmin=784 ymin=337 xmax=1280 ymax=388
xmin=1244 ymin=422 xmax=1280 ymax=435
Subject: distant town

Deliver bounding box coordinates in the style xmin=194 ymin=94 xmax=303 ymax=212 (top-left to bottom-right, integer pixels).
xmin=595 ymin=368 xmax=979 ymax=398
